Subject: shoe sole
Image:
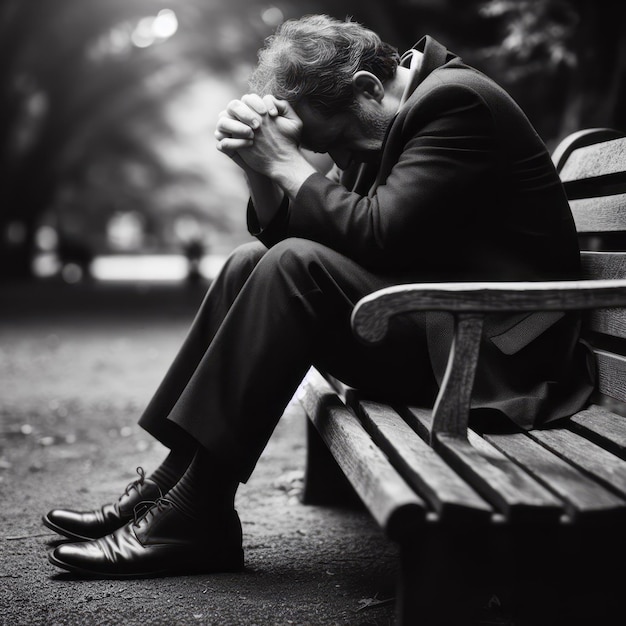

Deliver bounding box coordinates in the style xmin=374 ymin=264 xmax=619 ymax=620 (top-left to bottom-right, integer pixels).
xmin=47 ymin=549 xmax=245 ymax=579
xmin=41 ymin=514 xmax=98 ymax=542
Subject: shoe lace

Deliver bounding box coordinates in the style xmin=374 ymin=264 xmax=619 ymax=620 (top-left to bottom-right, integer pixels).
xmin=123 ymin=466 xmax=147 ymax=497
xmin=132 ymin=496 xmax=175 ymax=528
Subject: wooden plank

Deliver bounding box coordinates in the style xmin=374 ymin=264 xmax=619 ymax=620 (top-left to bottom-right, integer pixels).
xmin=569 ymin=404 xmax=626 ymax=458
xmin=559 ymin=137 xmax=626 ymax=182
xmin=570 ymin=194 xmax=626 ymax=233
xmin=297 ymin=370 xmax=426 ymax=540
xmin=355 ymin=399 xmax=492 ymax=522
xmin=595 ymin=349 xmax=626 ymax=404
xmin=527 ymin=428 xmax=626 ymax=500
xmin=401 ymin=405 xmax=434 ymax=441
xmin=485 ymin=432 xmax=626 ymax=522
xmin=351 ymin=280 xmax=626 ymax=343
xmin=552 ymin=128 xmax=624 ymax=174
xmin=587 ymin=309 xmax=626 ymax=340
xmin=430 ymin=314 xmax=483 ymax=437
xmin=401 ymin=407 xmax=564 ymax=523
xmin=581 ymin=251 xmax=626 ymax=280
xmin=581 ymin=252 xmax=626 ymax=338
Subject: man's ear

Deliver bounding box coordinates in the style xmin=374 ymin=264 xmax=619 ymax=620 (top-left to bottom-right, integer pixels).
xmin=352 ymin=71 xmax=384 ymax=103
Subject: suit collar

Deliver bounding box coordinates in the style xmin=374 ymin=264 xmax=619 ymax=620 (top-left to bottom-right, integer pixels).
xmin=355 ymin=37 xmax=458 ymax=196
xmin=404 ymin=36 xmax=457 ymax=103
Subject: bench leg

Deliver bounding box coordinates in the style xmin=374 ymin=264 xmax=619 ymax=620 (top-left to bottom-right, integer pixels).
xmin=396 ymin=523 xmax=625 ymax=625
xmin=508 ymin=524 xmax=623 ymax=625
xmin=396 ymin=525 xmax=515 ymax=626
xmin=301 ymin=417 xmax=362 ymax=507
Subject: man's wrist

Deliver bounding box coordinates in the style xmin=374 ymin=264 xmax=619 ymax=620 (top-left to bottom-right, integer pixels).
xmin=244 ymin=168 xmax=284 ymax=229
xmin=270 ymin=154 xmax=317 ymax=201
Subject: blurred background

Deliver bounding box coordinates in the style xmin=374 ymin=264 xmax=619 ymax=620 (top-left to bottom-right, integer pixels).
xmin=0 ymin=5 xmax=624 ymax=621
xmin=0 ymin=0 xmax=625 ymax=283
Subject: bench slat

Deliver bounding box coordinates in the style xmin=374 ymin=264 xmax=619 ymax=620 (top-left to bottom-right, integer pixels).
xmin=401 ymin=407 xmax=564 ymax=523
xmin=588 ymin=310 xmax=626 ymax=340
xmin=559 ymin=137 xmax=626 ymax=183
xmin=485 ymin=432 xmax=626 ymax=521
xmin=571 ymin=194 xmax=626 ymax=233
xmin=355 ymin=400 xmax=492 ymax=522
xmin=581 ymin=251 xmax=626 ymax=280
xmin=582 ymin=252 xmax=626 ymax=337
xmin=526 ymin=428 xmax=626 ymax=500
xmin=569 ymin=405 xmax=626 ymax=457
xmin=596 ymin=349 xmax=626 ymax=403
xmin=445 ymin=433 xmax=564 ymax=523
xmin=297 ymin=370 xmax=426 ymax=539
xmin=552 ymin=128 xmax=624 ymax=173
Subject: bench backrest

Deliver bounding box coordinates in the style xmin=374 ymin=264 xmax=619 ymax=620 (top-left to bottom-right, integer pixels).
xmin=556 ymin=129 xmax=626 ymax=410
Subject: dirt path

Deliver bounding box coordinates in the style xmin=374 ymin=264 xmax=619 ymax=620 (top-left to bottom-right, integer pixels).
xmin=0 ymin=280 xmax=398 ymax=626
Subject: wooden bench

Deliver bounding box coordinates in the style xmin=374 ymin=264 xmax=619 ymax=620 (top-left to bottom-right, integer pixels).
xmin=296 ymin=128 xmax=626 ymax=625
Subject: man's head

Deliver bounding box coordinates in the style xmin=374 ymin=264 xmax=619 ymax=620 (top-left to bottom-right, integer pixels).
xmin=250 ymin=14 xmax=400 ymax=116
xmin=249 ymin=14 xmax=402 ymax=167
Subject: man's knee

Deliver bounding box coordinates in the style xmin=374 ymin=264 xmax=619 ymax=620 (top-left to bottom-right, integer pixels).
xmin=258 ymin=238 xmax=330 ymax=275
xmin=222 ymin=241 xmax=267 ymax=276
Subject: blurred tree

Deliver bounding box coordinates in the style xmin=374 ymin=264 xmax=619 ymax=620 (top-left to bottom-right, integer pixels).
xmin=0 ymin=0 xmax=159 ymax=278
xmin=468 ymin=1 xmax=626 ymax=146
xmin=0 ymin=0 xmax=280 ymax=280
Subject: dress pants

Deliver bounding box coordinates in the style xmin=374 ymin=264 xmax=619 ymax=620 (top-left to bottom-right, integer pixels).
xmin=138 ymin=238 xmax=437 ymax=482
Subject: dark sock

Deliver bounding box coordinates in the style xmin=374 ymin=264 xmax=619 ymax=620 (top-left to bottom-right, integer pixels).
xmin=167 ymin=447 xmax=238 ymax=518
xmin=149 ymin=448 xmax=194 ymax=493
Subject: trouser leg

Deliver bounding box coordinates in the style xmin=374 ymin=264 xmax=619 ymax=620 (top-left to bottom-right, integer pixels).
xmin=138 ymin=241 xmax=267 ymax=449
xmin=141 ymin=237 xmax=436 ymax=483
xmin=140 ymin=239 xmax=434 ymax=481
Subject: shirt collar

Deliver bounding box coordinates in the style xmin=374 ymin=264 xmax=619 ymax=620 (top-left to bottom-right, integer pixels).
xmin=399 ymin=36 xmax=455 ymax=109
xmin=398 ymin=49 xmax=421 ymax=108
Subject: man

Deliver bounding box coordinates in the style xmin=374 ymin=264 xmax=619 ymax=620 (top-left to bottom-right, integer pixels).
xmin=44 ymin=14 xmax=593 ymax=578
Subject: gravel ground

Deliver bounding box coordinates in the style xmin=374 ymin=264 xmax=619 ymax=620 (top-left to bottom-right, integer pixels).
xmin=0 ymin=279 xmax=398 ymax=626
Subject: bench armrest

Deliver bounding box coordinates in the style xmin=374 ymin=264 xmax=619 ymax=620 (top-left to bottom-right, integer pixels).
xmin=351 ymin=279 xmax=626 ymax=443
xmin=352 ymin=279 xmax=626 ymax=343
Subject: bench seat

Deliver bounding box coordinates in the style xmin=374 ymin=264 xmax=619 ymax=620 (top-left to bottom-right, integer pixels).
xmin=297 ymin=129 xmax=626 ymax=624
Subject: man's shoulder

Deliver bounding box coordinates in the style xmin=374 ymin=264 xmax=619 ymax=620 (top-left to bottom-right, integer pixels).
xmin=399 ymin=61 xmax=520 ymax=129
xmin=416 ymin=62 xmax=498 ymax=100
xmin=396 ymin=67 xmax=492 ymax=126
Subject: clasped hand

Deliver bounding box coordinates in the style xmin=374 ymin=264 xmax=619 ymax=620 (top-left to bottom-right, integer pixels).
xmin=215 ymin=93 xmax=303 ymax=179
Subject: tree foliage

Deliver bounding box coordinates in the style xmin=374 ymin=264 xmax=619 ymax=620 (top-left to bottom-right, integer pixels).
xmin=0 ymin=0 xmax=279 ymax=278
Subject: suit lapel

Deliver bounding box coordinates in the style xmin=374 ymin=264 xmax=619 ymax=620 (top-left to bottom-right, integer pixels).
xmin=367 ymin=36 xmax=455 ymax=197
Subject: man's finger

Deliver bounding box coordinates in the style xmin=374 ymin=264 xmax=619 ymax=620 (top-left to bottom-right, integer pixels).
xmin=225 ymin=99 xmax=262 ymax=129
xmin=217 ymin=138 xmax=254 ymax=153
xmin=262 ymin=95 xmax=279 ymax=116
xmin=271 ymin=98 xmax=295 ymax=117
xmin=215 ymin=117 xmax=255 ymax=139
xmin=241 ymin=93 xmax=269 ymax=115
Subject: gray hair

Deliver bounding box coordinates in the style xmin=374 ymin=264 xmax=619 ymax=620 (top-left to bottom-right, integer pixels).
xmin=249 ymin=14 xmax=400 ymax=116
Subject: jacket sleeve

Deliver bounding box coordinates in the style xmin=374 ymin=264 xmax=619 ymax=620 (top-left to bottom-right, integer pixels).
xmin=246 ymin=160 xmax=345 ymax=248
xmin=246 ymin=195 xmax=290 ymax=248
xmin=278 ymin=85 xmax=499 ymax=269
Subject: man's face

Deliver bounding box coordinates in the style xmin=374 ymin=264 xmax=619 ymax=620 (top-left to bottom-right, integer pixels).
xmin=295 ymin=99 xmax=392 ymax=170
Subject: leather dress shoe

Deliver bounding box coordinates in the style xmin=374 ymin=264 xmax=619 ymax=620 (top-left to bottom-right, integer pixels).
xmin=42 ymin=467 xmax=162 ymax=541
xmin=48 ymin=498 xmax=244 ymax=578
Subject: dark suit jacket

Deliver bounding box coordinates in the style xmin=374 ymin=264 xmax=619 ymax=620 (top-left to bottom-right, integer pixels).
xmin=248 ymin=36 xmax=595 ymax=429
